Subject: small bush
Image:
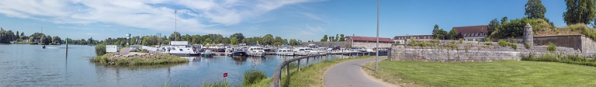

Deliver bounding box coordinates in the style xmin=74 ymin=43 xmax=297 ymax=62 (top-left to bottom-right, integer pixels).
xmin=95 ymin=44 xmax=107 ymax=56
xmin=498 ymin=40 xmax=510 ymax=47
xmin=511 ymin=44 xmax=517 ymax=50
xmin=458 ymin=38 xmax=463 ymax=44
xmin=243 ymin=70 xmax=267 ymax=86
xmin=547 ymin=42 xmax=556 ymax=52
xmin=485 ymin=42 xmax=493 ymax=46
xmin=524 ymin=42 xmax=531 ymax=49
xmin=202 ymin=81 xmax=228 ymax=87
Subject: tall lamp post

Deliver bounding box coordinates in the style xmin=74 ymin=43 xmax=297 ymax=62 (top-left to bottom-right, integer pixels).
xmin=375 ymin=0 xmax=380 ymax=71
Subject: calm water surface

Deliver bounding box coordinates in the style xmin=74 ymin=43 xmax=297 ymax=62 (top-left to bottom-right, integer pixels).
xmin=0 ymin=44 xmax=345 ymax=87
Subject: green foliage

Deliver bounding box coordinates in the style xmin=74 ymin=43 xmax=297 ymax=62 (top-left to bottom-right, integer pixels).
xmin=367 ymin=60 xmax=596 ymax=87
xmin=243 ymin=70 xmax=267 ymax=86
xmin=498 ymin=40 xmax=510 ymax=47
xmin=91 ymin=53 xmax=188 ymax=66
xmin=488 ymin=18 xmax=500 ymax=35
xmin=524 ymin=42 xmax=531 ymax=49
xmin=339 ymin=34 xmax=345 ymax=41
xmin=203 ymin=38 xmax=212 ymax=44
xmin=321 ymin=35 xmax=328 ymax=42
xmin=262 ymin=34 xmax=274 ymax=45
xmin=432 ymin=28 xmax=448 ymax=39
xmin=547 ymin=42 xmax=557 ymax=52
xmin=230 ymin=37 xmax=238 ymax=45
xmin=485 ymin=42 xmax=493 ymax=46
xmin=458 ymin=38 xmax=463 ymax=44
xmin=489 ymin=18 xmax=552 ymax=39
xmin=563 ymin=0 xmax=596 ymax=25
xmin=523 ymin=53 xmax=596 ymax=67
xmin=525 ymin=0 xmax=547 ymax=19
xmin=447 ymin=29 xmax=458 ymax=40
xmin=95 ymin=44 xmax=107 ymax=56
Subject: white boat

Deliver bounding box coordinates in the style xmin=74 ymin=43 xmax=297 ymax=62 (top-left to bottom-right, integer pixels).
xmin=161 ymin=41 xmax=200 ymax=55
xmin=202 ymin=50 xmax=214 ymax=57
xmin=247 ymin=46 xmax=266 ymax=57
xmin=293 ymin=47 xmax=319 ymax=56
xmin=276 ymin=48 xmax=294 ymax=56
xmin=163 ymin=45 xmax=200 ymax=55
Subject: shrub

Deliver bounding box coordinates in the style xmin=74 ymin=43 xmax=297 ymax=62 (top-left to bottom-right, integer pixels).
xmin=524 ymin=42 xmax=531 ymax=49
xmin=511 ymin=44 xmax=517 ymax=50
xmin=95 ymin=44 xmax=107 ymax=56
xmin=498 ymin=40 xmax=510 ymax=47
xmin=458 ymin=38 xmax=463 ymax=44
xmin=243 ymin=70 xmax=267 ymax=86
xmin=485 ymin=42 xmax=493 ymax=46
xmin=547 ymin=42 xmax=556 ymax=52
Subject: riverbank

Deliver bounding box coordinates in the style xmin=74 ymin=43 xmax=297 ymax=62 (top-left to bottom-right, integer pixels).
xmin=363 ymin=60 xmax=596 ymax=87
xmin=91 ymin=53 xmax=188 ymax=66
xmin=246 ymin=56 xmax=372 ymax=87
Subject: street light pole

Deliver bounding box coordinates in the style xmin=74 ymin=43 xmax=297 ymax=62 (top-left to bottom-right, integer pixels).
xmin=375 ymin=0 xmax=380 ymax=71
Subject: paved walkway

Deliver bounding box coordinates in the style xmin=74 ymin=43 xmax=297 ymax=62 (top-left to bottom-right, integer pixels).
xmin=119 ymin=47 xmax=130 ymax=55
xmin=324 ymin=57 xmax=396 ymax=87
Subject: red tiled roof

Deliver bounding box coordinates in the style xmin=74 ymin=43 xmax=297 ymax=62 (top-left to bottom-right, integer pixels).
xmin=347 ymin=36 xmax=394 ymax=43
xmin=452 ymin=25 xmax=489 ymax=37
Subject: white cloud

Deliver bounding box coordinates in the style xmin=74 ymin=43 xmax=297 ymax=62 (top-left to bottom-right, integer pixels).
xmin=0 ymin=0 xmax=317 ymax=34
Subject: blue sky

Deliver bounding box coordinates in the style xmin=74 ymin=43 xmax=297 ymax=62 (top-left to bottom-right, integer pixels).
xmin=0 ymin=0 xmax=568 ymax=41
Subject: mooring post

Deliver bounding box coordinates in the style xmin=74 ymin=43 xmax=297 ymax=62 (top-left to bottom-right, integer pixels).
xmin=65 ymin=38 xmax=68 ymax=57
xmin=306 ymin=57 xmax=310 ymax=67
xmin=286 ymin=63 xmax=289 ymax=76
xmin=297 ymin=60 xmax=301 ymax=72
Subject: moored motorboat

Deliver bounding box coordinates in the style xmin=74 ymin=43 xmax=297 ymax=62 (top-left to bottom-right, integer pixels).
xmin=247 ymin=46 xmax=265 ymax=57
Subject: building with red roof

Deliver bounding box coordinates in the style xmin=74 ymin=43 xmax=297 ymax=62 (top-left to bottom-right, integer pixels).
xmin=452 ymin=25 xmax=489 ymax=41
xmin=346 ymin=36 xmax=394 ymax=48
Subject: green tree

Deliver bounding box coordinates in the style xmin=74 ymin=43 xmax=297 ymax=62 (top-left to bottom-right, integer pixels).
xmin=525 ymin=0 xmax=547 ymax=19
xmin=433 ymin=24 xmax=439 ymax=33
xmin=433 ymin=28 xmax=448 ymax=39
xmin=231 ymin=33 xmax=244 ymax=43
xmin=203 ymin=38 xmax=212 ymax=44
xmin=339 ymin=34 xmax=345 ymax=41
xmin=274 ymin=36 xmax=283 ymax=44
xmin=335 ymin=34 xmax=339 ymax=41
xmin=501 ymin=16 xmax=508 ymax=24
xmin=88 ymin=37 xmax=94 ymax=45
xmin=448 ymin=29 xmax=459 ymax=40
xmin=52 ymin=36 xmax=61 ymax=44
xmin=262 ymin=34 xmax=274 ymax=45
xmin=169 ymin=32 xmax=181 ymax=41
xmin=321 ymin=35 xmax=328 ymax=42
xmin=488 ymin=18 xmax=500 ymax=35
xmin=329 ymin=36 xmax=335 ymax=42
xmin=563 ymin=0 xmax=596 ymax=25
xmin=231 ymin=37 xmax=238 ymax=45
xmin=289 ymin=39 xmax=298 ymax=45
xmin=38 ymin=36 xmax=46 ymax=45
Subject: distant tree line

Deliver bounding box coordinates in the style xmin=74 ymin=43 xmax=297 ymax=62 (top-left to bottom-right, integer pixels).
xmin=320 ymin=34 xmax=345 ymax=42
xmin=104 ymin=32 xmax=303 ymax=46
xmin=0 ymin=28 xmax=303 ymax=46
xmin=431 ymin=24 xmax=458 ymax=40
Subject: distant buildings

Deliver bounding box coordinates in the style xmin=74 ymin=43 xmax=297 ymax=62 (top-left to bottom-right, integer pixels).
xmin=346 ymin=36 xmax=394 ymax=48
xmin=452 ymin=25 xmax=489 ymax=41
xmin=393 ymin=35 xmax=432 ymax=44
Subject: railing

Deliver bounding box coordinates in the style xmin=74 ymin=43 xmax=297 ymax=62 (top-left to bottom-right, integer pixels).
xmin=269 ymin=52 xmax=371 ymax=87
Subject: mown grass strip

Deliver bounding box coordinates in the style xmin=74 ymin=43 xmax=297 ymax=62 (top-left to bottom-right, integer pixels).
xmin=364 ymin=60 xmax=596 ymax=87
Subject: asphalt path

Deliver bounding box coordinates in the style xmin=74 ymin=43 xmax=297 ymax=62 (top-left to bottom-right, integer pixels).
xmin=119 ymin=47 xmax=130 ymax=55
xmin=324 ymin=57 xmax=395 ymax=87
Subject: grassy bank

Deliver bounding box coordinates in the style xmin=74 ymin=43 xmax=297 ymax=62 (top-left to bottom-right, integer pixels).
xmin=523 ymin=53 xmax=596 ymax=67
xmin=246 ymin=56 xmax=373 ymax=87
xmin=91 ymin=53 xmax=188 ymax=66
xmin=363 ymin=60 xmax=596 ymax=87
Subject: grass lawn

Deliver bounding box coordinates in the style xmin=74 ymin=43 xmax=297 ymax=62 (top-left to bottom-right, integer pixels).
xmin=247 ymin=56 xmax=373 ymax=87
xmin=363 ymin=60 xmax=596 ymax=87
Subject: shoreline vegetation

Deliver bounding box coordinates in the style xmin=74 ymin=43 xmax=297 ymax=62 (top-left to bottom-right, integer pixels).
xmin=91 ymin=53 xmax=188 ymax=66
xmin=364 ymin=60 xmax=596 ymax=87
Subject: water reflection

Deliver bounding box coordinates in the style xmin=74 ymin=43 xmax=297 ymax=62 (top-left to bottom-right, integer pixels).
xmin=0 ymin=44 xmax=347 ymax=86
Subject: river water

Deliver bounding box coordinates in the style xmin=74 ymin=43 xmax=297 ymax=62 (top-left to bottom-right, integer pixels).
xmin=0 ymin=44 xmax=346 ymax=87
